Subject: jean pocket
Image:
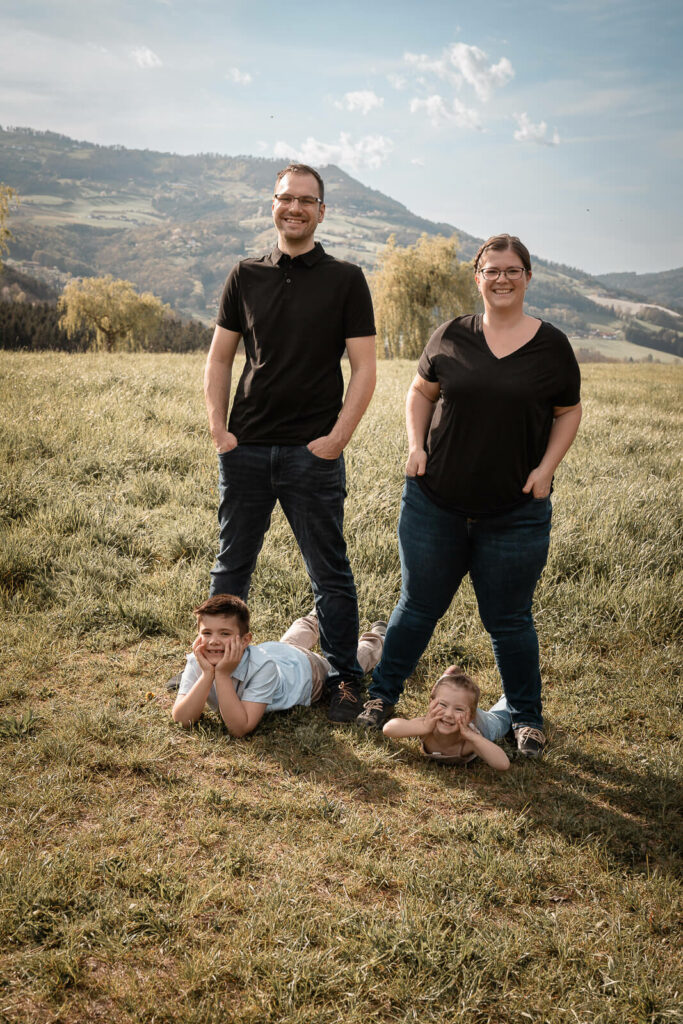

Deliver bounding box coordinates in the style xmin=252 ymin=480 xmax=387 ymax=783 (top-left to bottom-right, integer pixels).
xmin=304 ymin=446 xmax=339 ymax=463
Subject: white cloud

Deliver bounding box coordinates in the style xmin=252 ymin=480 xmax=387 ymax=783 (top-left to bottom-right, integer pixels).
xmin=130 ymin=46 xmax=162 ymax=69
xmin=411 ymin=157 xmax=425 ymax=166
xmin=227 ymin=67 xmax=252 ymax=85
xmin=513 ymin=112 xmax=560 ymax=146
xmin=273 ymin=132 xmax=394 ymax=171
xmin=405 ymin=42 xmax=513 ymax=102
xmin=410 ymin=95 xmax=481 ymax=131
xmin=334 ymin=90 xmax=384 ymax=115
xmin=387 ymin=73 xmax=407 ymax=91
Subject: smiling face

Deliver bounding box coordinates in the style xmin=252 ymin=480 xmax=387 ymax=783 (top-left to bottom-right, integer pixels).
xmin=196 ymin=613 xmax=251 ymax=666
xmin=431 ymin=681 xmax=476 ymax=732
xmin=475 ymin=247 xmax=531 ymax=313
xmin=272 ymin=170 xmax=325 ymax=253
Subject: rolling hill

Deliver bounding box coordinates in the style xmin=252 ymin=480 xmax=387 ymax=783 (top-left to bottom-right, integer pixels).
xmin=1 ymin=125 xmax=681 ymax=361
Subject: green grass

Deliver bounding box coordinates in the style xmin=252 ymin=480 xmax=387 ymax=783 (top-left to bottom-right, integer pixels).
xmin=0 ymin=353 xmax=681 ymax=1023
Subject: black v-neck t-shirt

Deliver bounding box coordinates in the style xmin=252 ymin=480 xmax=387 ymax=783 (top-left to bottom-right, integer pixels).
xmin=416 ymin=314 xmax=581 ymax=516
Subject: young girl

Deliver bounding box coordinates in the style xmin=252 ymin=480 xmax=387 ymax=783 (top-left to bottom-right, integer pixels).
xmin=382 ymin=666 xmax=511 ymax=770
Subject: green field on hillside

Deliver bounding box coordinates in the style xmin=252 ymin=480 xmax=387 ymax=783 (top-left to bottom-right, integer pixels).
xmin=0 ymin=354 xmax=680 ymax=1023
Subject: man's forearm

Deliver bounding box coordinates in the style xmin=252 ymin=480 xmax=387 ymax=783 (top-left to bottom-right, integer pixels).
xmin=328 ymin=359 xmax=376 ymax=449
xmin=204 ymin=358 xmax=232 ymax=442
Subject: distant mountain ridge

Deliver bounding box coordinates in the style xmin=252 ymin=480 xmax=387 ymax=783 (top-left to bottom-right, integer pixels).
xmin=1 ymin=126 xmax=681 ymax=362
xmin=595 ymin=270 xmax=683 ymax=312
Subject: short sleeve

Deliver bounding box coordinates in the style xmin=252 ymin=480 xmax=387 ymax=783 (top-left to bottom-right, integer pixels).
xmin=239 ymin=660 xmax=279 ymax=706
xmin=417 ymin=320 xmax=450 ymax=382
xmin=343 ymin=266 xmax=376 ymax=339
xmin=552 ymin=331 xmax=581 ymax=407
xmin=178 ymin=653 xmax=202 ymax=697
xmin=216 ymin=263 xmax=243 ymax=333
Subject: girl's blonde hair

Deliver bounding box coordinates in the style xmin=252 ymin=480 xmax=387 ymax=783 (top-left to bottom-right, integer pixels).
xmin=430 ymin=665 xmax=480 ymax=711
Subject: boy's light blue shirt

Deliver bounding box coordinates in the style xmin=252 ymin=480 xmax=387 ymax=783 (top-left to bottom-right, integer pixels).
xmin=178 ymin=641 xmax=313 ymax=713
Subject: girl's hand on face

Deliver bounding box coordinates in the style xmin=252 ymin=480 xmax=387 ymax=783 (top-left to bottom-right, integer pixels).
xmin=424 ymin=699 xmax=444 ymax=730
xmin=452 ymin=711 xmax=471 ymax=738
xmin=216 ymin=634 xmax=244 ymax=676
xmin=192 ymin=635 xmax=215 ymax=677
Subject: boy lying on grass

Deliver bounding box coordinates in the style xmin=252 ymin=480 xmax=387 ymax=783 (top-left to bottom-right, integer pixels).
xmin=382 ymin=666 xmax=511 ymax=770
xmin=172 ymin=595 xmax=386 ymax=737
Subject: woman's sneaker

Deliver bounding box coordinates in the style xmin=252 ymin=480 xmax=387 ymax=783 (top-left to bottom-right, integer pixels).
xmin=356 ymin=698 xmax=395 ymax=730
xmin=514 ymin=726 xmax=546 ymax=758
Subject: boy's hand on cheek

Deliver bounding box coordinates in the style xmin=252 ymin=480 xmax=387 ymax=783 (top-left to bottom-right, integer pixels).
xmin=192 ymin=635 xmax=214 ymax=677
xmin=216 ymin=635 xmax=244 ymax=676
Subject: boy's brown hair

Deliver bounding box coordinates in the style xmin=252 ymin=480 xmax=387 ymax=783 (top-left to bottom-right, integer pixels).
xmin=430 ymin=665 xmax=480 ymax=711
xmin=193 ymin=595 xmax=250 ymax=634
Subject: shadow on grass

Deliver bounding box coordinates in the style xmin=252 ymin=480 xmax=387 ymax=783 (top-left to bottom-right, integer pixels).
xmin=378 ymin=720 xmax=681 ymax=874
xmin=169 ymin=702 xmax=679 ymax=873
xmin=187 ymin=702 xmax=406 ymax=805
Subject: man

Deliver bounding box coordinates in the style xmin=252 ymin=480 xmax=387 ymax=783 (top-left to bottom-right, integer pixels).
xmin=204 ymin=163 xmax=376 ymax=723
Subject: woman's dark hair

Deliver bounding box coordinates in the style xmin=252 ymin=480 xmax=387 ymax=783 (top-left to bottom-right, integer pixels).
xmin=473 ymin=233 xmax=532 ymax=274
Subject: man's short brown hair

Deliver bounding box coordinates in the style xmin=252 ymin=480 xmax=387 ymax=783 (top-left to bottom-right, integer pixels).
xmin=274 ymin=163 xmax=325 ymax=202
xmin=193 ymin=594 xmax=250 ymax=633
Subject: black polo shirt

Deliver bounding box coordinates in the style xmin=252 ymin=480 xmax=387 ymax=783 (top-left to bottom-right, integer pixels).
xmin=216 ymin=243 xmax=375 ymax=445
xmin=417 ymin=314 xmax=581 ymax=516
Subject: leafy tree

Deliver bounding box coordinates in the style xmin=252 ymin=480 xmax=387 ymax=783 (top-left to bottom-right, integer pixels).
xmin=0 ymin=184 xmax=18 ymax=266
xmin=371 ymin=233 xmax=479 ymax=359
xmin=58 ymin=275 xmax=170 ymax=351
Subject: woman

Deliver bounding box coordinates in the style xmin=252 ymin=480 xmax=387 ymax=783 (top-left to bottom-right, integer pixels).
xmin=357 ymin=234 xmax=582 ymax=757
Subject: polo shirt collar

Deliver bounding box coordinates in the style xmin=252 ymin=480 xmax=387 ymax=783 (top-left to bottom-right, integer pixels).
xmin=270 ymin=241 xmax=325 ymax=267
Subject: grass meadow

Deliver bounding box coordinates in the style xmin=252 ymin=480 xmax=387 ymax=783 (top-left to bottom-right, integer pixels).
xmin=0 ymin=352 xmax=681 ymax=1024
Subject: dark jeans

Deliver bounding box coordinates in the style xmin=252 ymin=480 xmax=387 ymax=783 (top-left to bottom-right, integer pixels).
xmin=210 ymin=444 xmax=362 ymax=685
xmin=369 ymin=477 xmax=552 ymax=729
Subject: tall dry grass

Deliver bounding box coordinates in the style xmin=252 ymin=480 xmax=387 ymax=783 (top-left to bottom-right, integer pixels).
xmin=0 ymin=352 xmax=680 ymax=1023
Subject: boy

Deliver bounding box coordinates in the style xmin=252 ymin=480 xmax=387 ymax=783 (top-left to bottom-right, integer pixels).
xmin=172 ymin=595 xmax=386 ymax=737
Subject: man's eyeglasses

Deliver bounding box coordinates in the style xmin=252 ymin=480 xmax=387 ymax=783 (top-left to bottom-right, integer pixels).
xmin=478 ymin=267 xmax=527 ymax=281
xmin=273 ymin=193 xmax=323 ymax=208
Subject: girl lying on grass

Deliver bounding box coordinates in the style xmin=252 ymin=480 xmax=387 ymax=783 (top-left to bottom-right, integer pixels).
xmin=383 ymin=666 xmax=511 ymax=770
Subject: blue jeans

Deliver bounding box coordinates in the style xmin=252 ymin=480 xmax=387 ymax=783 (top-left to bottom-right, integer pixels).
xmin=369 ymin=477 xmax=552 ymax=730
xmin=210 ymin=444 xmax=362 ymax=685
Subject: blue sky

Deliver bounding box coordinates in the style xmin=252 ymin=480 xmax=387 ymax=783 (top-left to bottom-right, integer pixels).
xmin=1 ymin=0 xmax=681 ymax=274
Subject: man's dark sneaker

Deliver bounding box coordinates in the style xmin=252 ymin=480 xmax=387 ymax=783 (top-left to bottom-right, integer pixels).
xmin=369 ymin=620 xmax=388 ymax=638
xmin=514 ymin=726 xmax=546 ymax=758
xmin=356 ymin=697 xmax=396 ymax=730
xmin=327 ymin=681 xmax=363 ymax=723
xmin=165 ymin=672 xmax=183 ymax=692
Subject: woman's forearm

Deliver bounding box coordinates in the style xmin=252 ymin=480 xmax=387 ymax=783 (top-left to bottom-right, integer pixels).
xmin=406 ymin=387 xmax=437 ymax=453
xmin=524 ymin=403 xmax=582 ymax=497
xmin=538 ymin=403 xmax=582 ymax=477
